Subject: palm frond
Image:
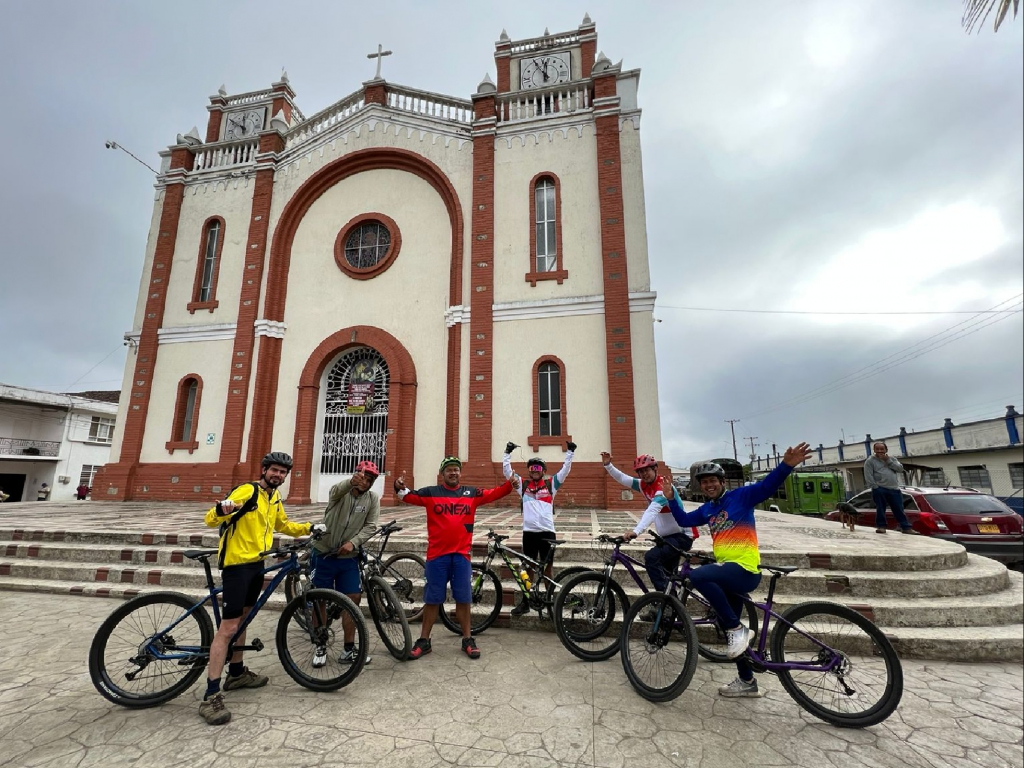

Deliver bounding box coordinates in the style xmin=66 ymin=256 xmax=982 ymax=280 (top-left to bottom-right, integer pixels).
xmin=963 ymin=0 xmax=1020 ymax=33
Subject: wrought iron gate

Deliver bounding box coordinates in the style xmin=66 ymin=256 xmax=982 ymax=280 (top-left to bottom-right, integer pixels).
xmin=320 ymin=347 xmax=390 ymax=475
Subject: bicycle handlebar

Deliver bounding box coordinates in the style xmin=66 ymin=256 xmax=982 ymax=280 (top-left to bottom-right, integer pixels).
xmin=596 ymin=534 xmax=626 ymax=545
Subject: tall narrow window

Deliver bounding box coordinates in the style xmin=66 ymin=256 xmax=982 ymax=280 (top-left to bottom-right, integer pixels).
xmin=526 ymin=173 xmax=568 ymax=286
xmin=166 ymin=374 xmax=204 ymax=453
xmin=529 ymin=356 xmax=572 ymax=451
xmin=535 ymin=178 xmax=556 ymax=272
xmin=188 ymin=217 xmax=225 ymax=313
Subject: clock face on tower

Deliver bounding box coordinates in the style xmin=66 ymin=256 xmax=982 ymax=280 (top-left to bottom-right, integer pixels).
xmin=223 ymin=108 xmax=266 ymax=140
xmin=520 ymin=52 xmax=571 ymax=89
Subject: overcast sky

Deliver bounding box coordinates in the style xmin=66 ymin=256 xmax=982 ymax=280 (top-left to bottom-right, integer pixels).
xmin=1 ymin=1 xmax=1021 ymax=468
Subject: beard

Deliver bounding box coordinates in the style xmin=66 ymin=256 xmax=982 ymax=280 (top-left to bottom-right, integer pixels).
xmin=263 ymin=473 xmax=284 ymax=488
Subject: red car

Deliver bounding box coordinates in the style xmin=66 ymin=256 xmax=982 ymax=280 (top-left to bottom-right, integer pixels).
xmin=825 ymin=485 xmax=1023 ymax=566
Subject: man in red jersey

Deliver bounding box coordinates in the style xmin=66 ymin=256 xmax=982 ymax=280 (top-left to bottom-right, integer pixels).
xmin=394 ymin=456 xmax=513 ymax=659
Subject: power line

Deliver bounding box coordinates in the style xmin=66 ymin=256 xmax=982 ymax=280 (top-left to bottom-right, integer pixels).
xmin=739 ymin=295 xmax=1023 ymax=421
xmin=65 ymin=346 xmax=124 ymax=391
xmin=656 ymin=303 xmax=1023 ymax=316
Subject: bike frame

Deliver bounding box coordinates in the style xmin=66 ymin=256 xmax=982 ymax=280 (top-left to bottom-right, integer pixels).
xmin=481 ymin=533 xmax=559 ymax=602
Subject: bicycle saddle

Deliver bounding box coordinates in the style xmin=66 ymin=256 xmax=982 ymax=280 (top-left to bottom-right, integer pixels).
xmin=182 ymin=549 xmax=218 ymax=561
xmin=762 ymin=564 xmax=800 ymax=575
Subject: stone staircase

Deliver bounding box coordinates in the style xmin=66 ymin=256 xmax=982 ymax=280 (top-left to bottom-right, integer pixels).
xmin=0 ymin=524 xmax=1020 ymax=662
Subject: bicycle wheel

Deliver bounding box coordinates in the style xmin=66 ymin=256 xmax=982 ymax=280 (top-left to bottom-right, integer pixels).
xmin=367 ymin=575 xmax=413 ymax=660
xmin=380 ymin=552 xmax=426 ymax=621
xmin=680 ymin=588 xmax=759 ymax=663
xmin=438 ymin=567 xmax=502 ymax=635
xmin=543 ymin=565 xmax=595 ymax=606
xmin=553 ymin=571 xmax=629 ymax=662
xmin=769 ymin=601 xmax=904 ymax=728
xmin=619 ymin=592 xmax=699 ymax=703
xmin=89 ymin=591 xmax=213 ymax=708
xmin=277 ymin=589 xmax=368 ymax=692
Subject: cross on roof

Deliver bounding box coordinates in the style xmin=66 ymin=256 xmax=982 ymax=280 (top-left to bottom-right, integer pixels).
xmin=367 ymin=44 xmax=392 ymax=80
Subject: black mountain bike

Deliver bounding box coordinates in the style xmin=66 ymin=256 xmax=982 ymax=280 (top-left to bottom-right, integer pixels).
xmin=89 ymin=534 xmax=367 ymax=708
xmin=439 ymin=529 xmax=593 ymax=635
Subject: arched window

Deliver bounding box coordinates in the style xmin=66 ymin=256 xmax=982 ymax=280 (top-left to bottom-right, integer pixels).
xmin=166 ymin=374 xmax=203 ymax=453
xmin=529 ymin=356 xmax=572 ymax=450
xmin=526 ymin=173 xmax=568 ymax=286
xmin=188 ymin=217 xmax=225 ymax=313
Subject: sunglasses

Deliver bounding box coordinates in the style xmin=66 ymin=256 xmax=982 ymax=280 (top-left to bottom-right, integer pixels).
xmin=528 ymin=464 xmax=545 ymax=473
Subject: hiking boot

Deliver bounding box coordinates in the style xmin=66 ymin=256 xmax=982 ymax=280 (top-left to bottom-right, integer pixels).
xmin=718 ymin=677 xmax=762 ymax=698
xmin=725 ymin=626 xmax=753 ymax=659
xmin=223 ymin=667 xmax=268 ymax=691
xmin=409 ymin=638 xmax=432 ymax=660
xmin=199 ymin=692 xmax=231 ymax=725
xmin=462 ymin=637 xmax=481 ymax=659
xmin=510 ymin=600 xmax=530 ymax=617
xmin=339 ymin=648 xmax=371 ymax=665
xmin=312 ymin=646 xmax=327 ymax=669
xmin=875 ymin=528 xmax=887 ymax=534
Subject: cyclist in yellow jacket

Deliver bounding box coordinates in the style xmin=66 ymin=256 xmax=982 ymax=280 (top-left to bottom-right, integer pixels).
xmin=199 ymin=451 xmax=325 ymax=725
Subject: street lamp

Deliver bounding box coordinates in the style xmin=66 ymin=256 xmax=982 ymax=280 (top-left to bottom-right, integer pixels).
xmin=105 ymin=140 xmax=158 ymax=175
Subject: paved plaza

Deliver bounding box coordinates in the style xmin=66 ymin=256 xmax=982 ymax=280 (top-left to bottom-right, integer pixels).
xmin=1 ymin=590 xmax=1022 ymax=768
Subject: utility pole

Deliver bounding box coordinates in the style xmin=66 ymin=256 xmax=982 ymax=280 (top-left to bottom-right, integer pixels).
xmin=744 ymin=436 xmax=759 ymax=461
xmin=725 ymin=419 xmax=740 ymax=462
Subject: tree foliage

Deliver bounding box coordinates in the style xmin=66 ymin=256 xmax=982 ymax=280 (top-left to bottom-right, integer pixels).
xmin=963 ymin=0 xmax=1020 ymax=32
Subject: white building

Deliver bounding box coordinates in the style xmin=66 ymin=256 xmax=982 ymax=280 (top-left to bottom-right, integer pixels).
xmin=97 ymin=17 xmax=663 ymax=508
xmin=781 ymin=406 xmax=1024 ymax=510
xmin=0 ymin=383 xmax=118 ymax=502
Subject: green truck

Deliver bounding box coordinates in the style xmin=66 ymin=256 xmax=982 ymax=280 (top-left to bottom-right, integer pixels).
xmin=755 ymin=469 xmax=846 ymax=516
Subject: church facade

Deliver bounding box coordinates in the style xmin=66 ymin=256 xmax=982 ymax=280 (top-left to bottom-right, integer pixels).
xmin=95 ymin=17 xmax=664 ymax=507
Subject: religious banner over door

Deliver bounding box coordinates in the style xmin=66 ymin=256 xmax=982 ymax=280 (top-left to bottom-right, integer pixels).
xmin=320 ymin=347 xmax=390 ymax=477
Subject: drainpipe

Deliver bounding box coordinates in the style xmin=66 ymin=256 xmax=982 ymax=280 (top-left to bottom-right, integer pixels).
xmin=1006 ymin=405 xmax=1021 ymax=445
xmin=864 ymin=433 xmax=872 ymax=458
xmin=898 ymin=427 xmax=908 ymax=456
xmin=942 ymin=418 xmax=955 ymax=451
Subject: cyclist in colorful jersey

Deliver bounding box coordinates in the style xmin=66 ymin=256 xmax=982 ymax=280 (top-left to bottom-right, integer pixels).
xmin=502 ymin=440 xmax=576 ymax=616
xmin=602 ymin=452 xmax=698 ymax=595
xmin=200 ymin=451 xmax=325 ymax=725
xmin=394 ymin=456 xmax=514 ymax=660
xmin=665 ymin=442 xmax=812 ymax=698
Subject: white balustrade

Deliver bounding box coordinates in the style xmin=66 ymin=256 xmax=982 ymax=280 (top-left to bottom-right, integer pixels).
xmin=225 ymin=89 xmax=275 ymax=106
xmin=509 ymin=32 xmax=580 ymax=54
xmin=496 ymin=84 xmax=591 ymax=125
xmin=192 ymin=139 xmax=260 ymax=171
xmin=386 ymin=86 xmax=473 ymax=124
xmin=285 ymin=90 xmax=365 ymax=149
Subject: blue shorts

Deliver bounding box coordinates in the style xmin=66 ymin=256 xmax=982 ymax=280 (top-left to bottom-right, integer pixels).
xmin=310 ymin=550 xmax=361 ymax=594
xmin=423 ymin=553 xmax=472 ymax=605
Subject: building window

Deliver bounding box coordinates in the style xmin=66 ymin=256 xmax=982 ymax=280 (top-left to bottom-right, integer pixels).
xmin=526 ymin=173 xmax=568 ymax=286
xmin=921 ymin=469 xmax=947 ymax=487
xmin=166 ymin=374 xmax=203 ymax=453
xmin=87 ymin=416 xmax=115 ymax=444
xmin=957 ymin=465 xmax=992 ymax=492
xmin=1010 ymin=463 xmax=1024 ymax=489
xmin=334 ymin=213 xmax=402 ymax=279
xmin=529 ymin=356 xmax=572 ymax=450
xmin=79 ymin=464 xmax=101 ymax=487
xmin=188 ymin=217 xmax=225 ymax=313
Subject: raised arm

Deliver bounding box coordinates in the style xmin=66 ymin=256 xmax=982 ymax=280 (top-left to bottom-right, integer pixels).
xmin=479 ymin=480 xmax=514 ymax=505
xmin=552 ymin=441 xmax=576 ymax=491
xmin=502 ymin=442 xmax=524 ymax=497
xmin=602 ymin=452 xmax=639 ymax=491
xmin=736 ymin=442 xmax=812 ymax=507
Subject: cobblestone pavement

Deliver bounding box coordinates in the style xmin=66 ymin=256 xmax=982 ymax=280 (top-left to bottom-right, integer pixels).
xmin=1 ymin=592 xmax=1021 ymax=768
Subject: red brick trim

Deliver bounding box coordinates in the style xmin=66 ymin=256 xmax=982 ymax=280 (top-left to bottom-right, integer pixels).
xmin=333 ymin=212 xmax=402 ymax=280
xmin=251 ymin=148 xmax=465 ymax=477
xmin=290 ymin=326 xmax=417 ymax=506
xmin=207 ymin=96 xmax=226 ymax=143
xmin=187 ymin=216 xmax=225 ymax=313
xmin=529 ymin=355 xmax=572 ymax=451
xmin=526 ymin=171 xmax=568 ymax=287
xmin=495 ymin=41 xmax=512 ymax=93
xmin=166 ymin=373 xmax=203 ymax=454
xmin=364 ymin=81 xmax=387 ymax=105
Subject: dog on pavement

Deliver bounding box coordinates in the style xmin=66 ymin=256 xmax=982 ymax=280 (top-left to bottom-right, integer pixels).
xmin=836 ymin=502 xmax=858 ymax=532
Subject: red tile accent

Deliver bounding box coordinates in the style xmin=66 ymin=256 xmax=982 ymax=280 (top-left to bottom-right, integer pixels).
xmin=26 ymin=545 xmax=39 ymax=557
xmin=96 ymin=569 xmax=109 ymax=582
xmin=145 ymin=551 xmax=158 ymax=563
xmin=166 ymin=534 xmax=179 ymax=545
xmin=70 ymin=585 xmax=84 ymax=594
xmin=147 ymin=571 xmax=162 ymax=585
xmin=125 ymin=589 xmax=141 ymax=597
xmin=96 ymin=588 xmax=111 ymax=597
xmin=142 ymin=533 xmax=155 ymax=545
xmin=848 ymin=604 xmax=876 ymax=622
xmin=0 ymin=564 xmax=10 ymax=575
xmin=121 ymin=549 xmax=133 ymax=562
xmin=5 ymin=545 xmax=17 ymax=556
xmin=53 ymin=532 xmax=65 ymax=542
xmin=11 ymin=530 xmax=22 ymax=541
xmin=808 ymin=553 xmax=833 ymax=569
xmin=121 ymin=569 xmax=136 ymax=583
xmin=171 ymin=552 xmax=183 ymax=564
xmin=191 ymin=535 xmax=205 ymax=545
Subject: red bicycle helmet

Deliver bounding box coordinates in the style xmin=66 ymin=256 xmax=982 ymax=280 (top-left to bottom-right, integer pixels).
xmin=355 ymin=460 xmax=380 ymax=478
xmin=633 ymin=454 xmax=658 ymax=471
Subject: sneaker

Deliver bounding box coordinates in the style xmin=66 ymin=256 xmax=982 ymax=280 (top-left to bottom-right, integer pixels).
xmin=223 ymin=667 xmax=269 ymax=691
xmin=339 ymin=648 xmax=371 ymax=665
xmin=462 ymin=637 xmax=481 ymax=659
xmin=724 ymin=626 xmax=753 ymax=659
xmin=198 ymin=692 xmax=231 ymax=725
xmin=409 ymin=638 xmax=432 ymax=660
xmin=875 ymin=528 xmax=887 ymax=534
xmin=718 ymin=676 xmax=762 ymax=698
xmin=901 ymin=528 xmax=920 ymax=535
xmin=312 ymin=646 xmax=327 ymax=669
xmin=510 ymin=600 xmax=530 ymax=617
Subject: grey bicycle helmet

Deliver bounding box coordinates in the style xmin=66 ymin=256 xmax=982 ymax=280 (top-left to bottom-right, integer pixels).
xmin=261 ymin=451 xmax=293 ymax=470
xmin=693 ymin=462 xmax=725 ymax=481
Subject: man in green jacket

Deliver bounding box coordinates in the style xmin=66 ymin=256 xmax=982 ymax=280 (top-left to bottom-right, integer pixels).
xmin=311 ymin=460 xmax=381 ymax=666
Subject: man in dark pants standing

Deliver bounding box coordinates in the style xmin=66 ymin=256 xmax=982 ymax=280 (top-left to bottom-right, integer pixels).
xmin=864 ymin=442 xmax=917 ymax=535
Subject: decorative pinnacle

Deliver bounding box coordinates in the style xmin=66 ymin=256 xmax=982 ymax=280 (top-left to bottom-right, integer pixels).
xmin=217 ymin=84 xmax=227 ymax=96
xmin=581 ymin=12 xmax=593 ymax=25
xmin=280 ymin=68 xmax=289 ymax=83
xmin=544 ymin=27 xmax=550 ymax=36
xmin=499 ymin=28 xmax=509 ymax=41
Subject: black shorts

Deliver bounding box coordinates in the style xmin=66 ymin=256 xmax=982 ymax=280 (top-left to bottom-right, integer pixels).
xmin=221 ymin=562 xmax=265 ymax=619
xmin=522 ymin=530 xmax=556 ymax=567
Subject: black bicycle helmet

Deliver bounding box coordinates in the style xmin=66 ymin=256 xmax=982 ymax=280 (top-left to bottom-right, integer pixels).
xmin=526 ymin=457 xmax=547 ymax=471
xmin=693 ymin=461 xmax=725 ymax=481
xmin=261 ymin=451 xmax=293 ymax=470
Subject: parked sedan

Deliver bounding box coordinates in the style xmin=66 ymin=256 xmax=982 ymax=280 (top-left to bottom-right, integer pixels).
xmin=825 ymin=486 xmax=1024 ymax=566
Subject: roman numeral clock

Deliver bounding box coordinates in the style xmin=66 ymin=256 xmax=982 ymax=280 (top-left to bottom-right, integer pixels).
xmin=519 ymin=52 xmax=571 ymax=89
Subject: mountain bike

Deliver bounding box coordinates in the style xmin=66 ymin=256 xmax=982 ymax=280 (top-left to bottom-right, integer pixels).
xmin=88 ymin=534 xmax=367 ymax=708
xmin=619 ymin=544 xmax=904 ymax=727
xmin=284 ymin=521 xmax=422 ymax=660
xmin=438 ymin=529 xmax=594 ymax=635
xmin=552 ymin=533 xmax=757 ymax=662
